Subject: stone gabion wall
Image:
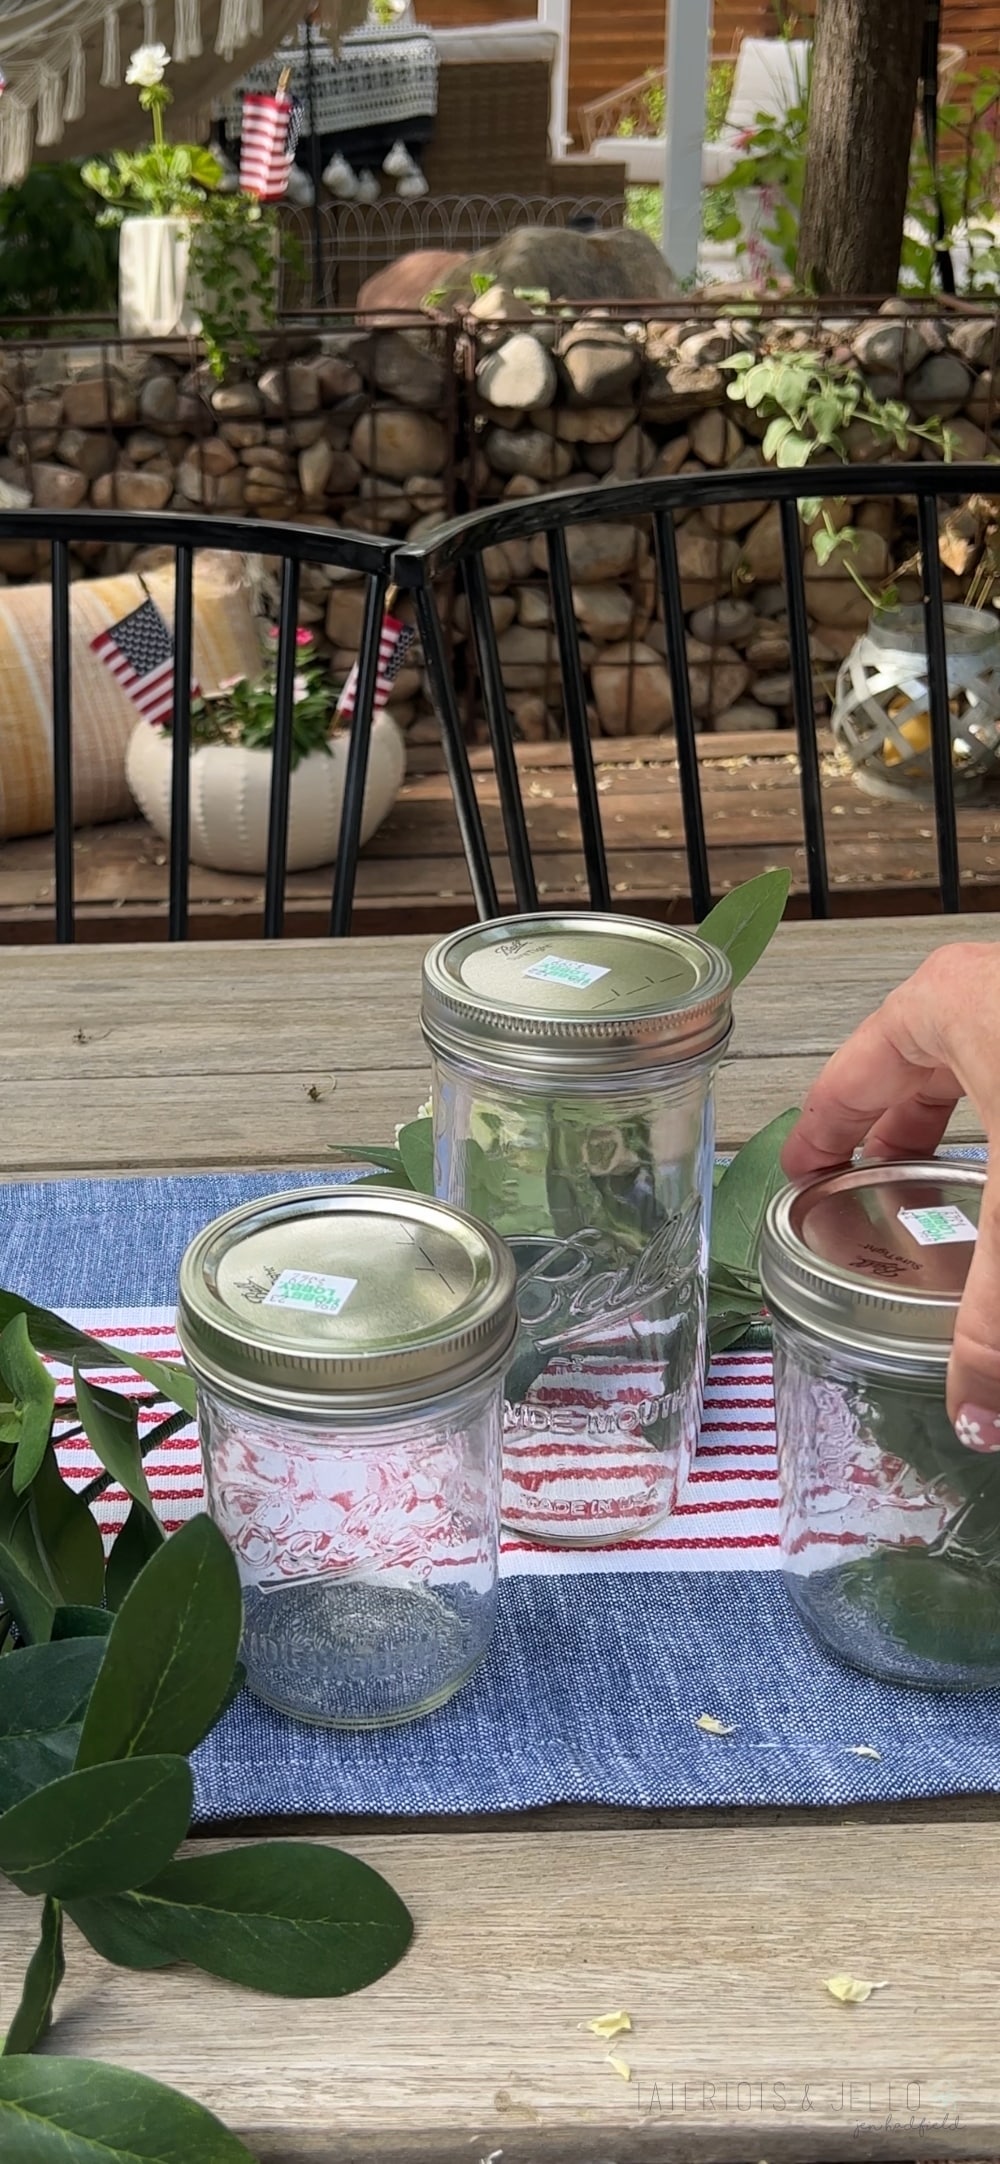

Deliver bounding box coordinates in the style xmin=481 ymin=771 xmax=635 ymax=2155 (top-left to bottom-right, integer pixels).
xmin=0 ymin=301 xmax=996 ymax=744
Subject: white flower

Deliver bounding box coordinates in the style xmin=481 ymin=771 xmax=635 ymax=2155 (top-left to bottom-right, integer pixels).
xmin=126 ymin=42 xmax=171 ymax=86
xmin=292 ymin=673 xmax=310 ymax=703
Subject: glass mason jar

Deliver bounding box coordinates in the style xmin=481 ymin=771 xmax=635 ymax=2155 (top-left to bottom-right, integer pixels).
xmin=177 ymin=1185 xmax=518 ymax=1727
xmin=421 ymin=914 xmax=732 ymax=1547
xmin=760 ymin=1159 xmax=1000 ymax=1689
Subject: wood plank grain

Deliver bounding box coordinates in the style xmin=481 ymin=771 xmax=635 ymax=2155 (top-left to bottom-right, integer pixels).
xmin=4 ymin=1824 xmax=999 ymax=2160
xmin=0 ymin=918 xmax=990 ymax=1168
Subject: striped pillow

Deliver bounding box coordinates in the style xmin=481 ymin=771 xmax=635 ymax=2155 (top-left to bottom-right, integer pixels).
xmin=0 ymin=552 xmax=262 ymax=839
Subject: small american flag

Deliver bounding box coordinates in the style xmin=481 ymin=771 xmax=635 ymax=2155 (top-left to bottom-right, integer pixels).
xmin=90 ymin=596 xmax=195 ymax=725
xmin=336 ymin=613 xmax=416 ymax=721
xmin=239 ymin=88 xmax=302 ymax=201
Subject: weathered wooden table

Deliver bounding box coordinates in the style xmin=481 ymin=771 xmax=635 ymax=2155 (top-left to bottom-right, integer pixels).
xmin=0 ymin=914 xmax=998 ymax=2161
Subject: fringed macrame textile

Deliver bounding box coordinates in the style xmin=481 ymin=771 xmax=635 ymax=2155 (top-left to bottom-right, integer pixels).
xmin=0 ymin=0 xmax=368 ymax=182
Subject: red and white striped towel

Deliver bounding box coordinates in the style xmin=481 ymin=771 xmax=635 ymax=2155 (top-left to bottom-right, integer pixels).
xmin=51 ymin=1310 xmax=781 ymax=1582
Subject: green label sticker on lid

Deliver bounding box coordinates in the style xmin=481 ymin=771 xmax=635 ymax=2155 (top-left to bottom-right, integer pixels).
xmin=897 ymin=1205 xmax=978 ymax=1247
xmin=524 ymin=954 xmax=610 ymax=990
xmin=262 ymin=1269 xmax=358 ymax=1315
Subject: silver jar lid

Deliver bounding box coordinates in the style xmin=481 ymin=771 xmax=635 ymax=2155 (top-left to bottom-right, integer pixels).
xmin=760 ymin=1160 xmax=985 ymax=1365
xmin=177 ymin=1185 xmax=519 ymax=1418
xmin=421 ymin=913 xmax=732 ymax=1076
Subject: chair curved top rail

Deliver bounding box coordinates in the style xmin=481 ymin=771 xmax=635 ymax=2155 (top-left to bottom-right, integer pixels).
xmin=392 ymin=459 xmax=1000 ymax=582
xmin=0 ymin=506 xmax=392 ymax=577
xmin=391 ymin=459 xmax=999 ymax=927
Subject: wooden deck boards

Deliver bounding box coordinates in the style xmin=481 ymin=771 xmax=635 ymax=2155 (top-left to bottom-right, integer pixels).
xmin=2 ymin=730 xmax=999 ymax=939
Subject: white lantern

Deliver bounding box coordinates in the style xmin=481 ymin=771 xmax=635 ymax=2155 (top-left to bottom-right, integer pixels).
xmin=832 ymin=603 xmax=1000 ymax=801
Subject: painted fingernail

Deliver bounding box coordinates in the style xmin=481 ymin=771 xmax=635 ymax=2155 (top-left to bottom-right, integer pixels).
xmin=955 ymin=1404 xmax=1000 ymax=1452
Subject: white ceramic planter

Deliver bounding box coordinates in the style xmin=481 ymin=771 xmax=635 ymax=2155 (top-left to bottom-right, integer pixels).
xmin=119 ymin=216 xmax=200 ymax=340
xmin=125 ymin=718 xmax=406 ymax=875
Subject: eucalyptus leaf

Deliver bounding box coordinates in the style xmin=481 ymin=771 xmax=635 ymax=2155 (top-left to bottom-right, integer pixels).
xmin=698 ymin=870 xmax=791 ymax=990
xmin=0 ymin=1291 xmax=196 ymax=1419
xmin=396 ymin=1117 xmax=434 ymax=1193
xmin=0 ymin=1754 xmax=192 ymax=1898
xmin=710 ymin=1107 xmax=800 ymax=1282
xmin=2 ymin=1316 xmax=56 ymax=1497
xmin=51 ymin=1606 xmax=114 ymax=1641
xmin=0 ymin=1635 xmax=105 ymax=1741
xmin=73 ymin=1841 xmax=414 ymax=1997
xmin=0 ymin=1470 xmax=57 ymax=1645
xmin=2 ymin=1897 xmax=64 ymax=2056
xmin=0 ymin=2056 xmax=257 ymax=2161
xmin=74 ymin=1371 xmax=153 ymax=1514
xmin=28 ymin=1448 xmax=105 ymax=1617
xmin=75 ymin=1515 xmax=242 ymax=1770
xmin=105 ymin=1501 xmax=165 ymax=1614
xmin=326 ymin=1145 xmax=408 ymax=1177
xmin=65 ymin=1893 xmax=174 ymax=1972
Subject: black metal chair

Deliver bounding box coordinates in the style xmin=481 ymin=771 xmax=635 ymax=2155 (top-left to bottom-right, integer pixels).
xmin=392 ymin=461 xmax=1000 ymax=921
xmin=0 ymin=509 xmax=394 ymax=941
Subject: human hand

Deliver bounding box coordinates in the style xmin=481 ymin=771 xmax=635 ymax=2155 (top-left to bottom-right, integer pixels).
xmin=780 ymin=942 xmax=1000 ymax=1443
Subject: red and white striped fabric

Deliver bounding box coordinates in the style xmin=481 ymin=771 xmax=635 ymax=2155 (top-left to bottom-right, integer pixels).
xmin=238 ymin=89 xmax=299 ymax=201
xmin=51 ymin=1310 xmax=781 ymax=1582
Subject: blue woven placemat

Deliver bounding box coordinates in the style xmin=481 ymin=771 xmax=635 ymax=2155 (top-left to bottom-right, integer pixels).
xmin=4 ymin=1159 xmax=999 ymax=1822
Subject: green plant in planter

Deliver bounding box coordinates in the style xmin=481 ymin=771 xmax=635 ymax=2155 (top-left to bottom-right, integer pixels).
xmin=82 ymin=42 xmax=279 ymax=381
xmin=179 ymin=628 xmax=340 ymax=766
xmin=0 ymin=1296 xmax=412 ymax=2157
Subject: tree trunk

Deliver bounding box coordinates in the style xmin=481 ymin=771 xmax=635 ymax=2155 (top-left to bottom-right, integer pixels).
xmin=796 ymin=0 xmax=924 ymax=296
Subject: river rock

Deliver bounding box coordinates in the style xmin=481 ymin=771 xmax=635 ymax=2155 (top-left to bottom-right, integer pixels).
xmin=369 ymin=330 xmax=448 ymax=411
xmin=497 ymin=623 xmax=556 ymax=690
xmin=688 ymin=408 xmax=741 ymax=466
xmin=904 ymin=351 xmax=970 ymax=419
xmin=62 ymin=374 xmax=136 ymax=428
xmin=510 ymin=694 xmax=550 ymax=741
xmin=298 ymin=437 xmax=334 ymax=498
xmin=477 ymin=333 xmax=556 ymax=413
xmin=557 ymin=321 xmax=639 ymax=404
xmin=351 ymin=407 xmax=448 ymax=479
xmin=611 ymin=423 xmax=657 ymax=478
xmin=688 ymin=597 xmax=759 ymax=647
xmin=29 ymin=462 xmax=87 ymax=509
xmin=571 ymin=582 xmax=635 ymax=642
xmin=258 ymin=362 xmax=322 ymax=416
xmin=699 ymin=446 xmax=765 ymax=534
xmin=530 ymin=520 xmax=644 ymax=583
xmin=515 ymin=585 xmax=552 ymax=630
xmin=688 ymin=655 xmax=752 ymax=716
xmin=485 ymin=426 xmax=572 ymax=481
xmin=592 ymin=640 xmax=673 ymax=734
xmin=713 ymin=699 xmax=780 ymax=731
xmin=211 ymin=381 xmax=264 ymax=419
xmin=55 ymin=428 xmax=117 ymax=479
xmin=94 ymin=467 xmax=174 ymax=511
xmin=554 ymin=405 xmax=633 ymax=445
xmin=851 ymin=316 xmax=935 ymax=376
xmin=436 ymin=226 xmax=676 ymax=308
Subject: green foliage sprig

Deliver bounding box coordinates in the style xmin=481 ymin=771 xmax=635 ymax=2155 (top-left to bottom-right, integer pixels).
xmin=0 ymin=1292 xmax=412 ymax=2159
xmin=722 ymin=348 xmax=954 ymax=607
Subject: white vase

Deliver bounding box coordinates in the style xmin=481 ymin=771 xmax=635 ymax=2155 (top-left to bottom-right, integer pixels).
xmin=125 ymin=719 xmax=407 ymax=875
xmin=118 ymin=215 xmax=200 ymax=340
